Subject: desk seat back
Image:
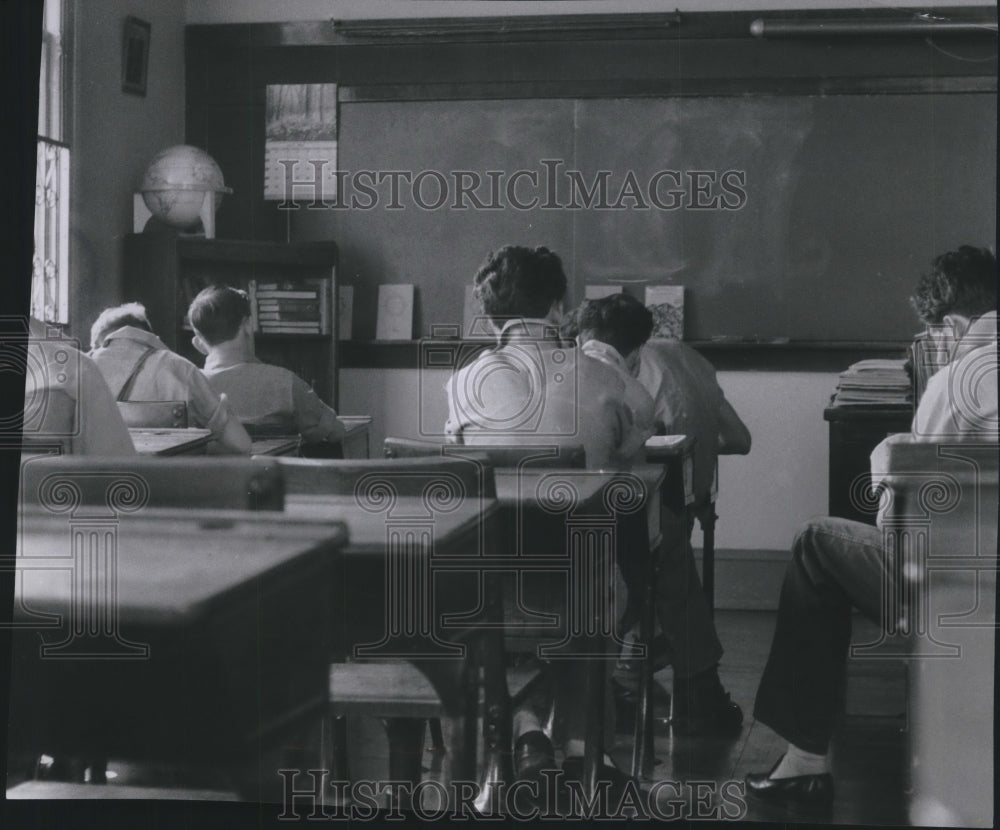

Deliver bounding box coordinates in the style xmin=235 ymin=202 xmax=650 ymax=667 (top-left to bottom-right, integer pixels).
xmin=277 ymin=455 xmax=494 ymax=499
xmin=19 ymin=455 xmax=284 ymax=512
xmin=882 ymin=441 xmax=998 ymax=829
xmin=384 ymin=437 xmax=585 ymax=471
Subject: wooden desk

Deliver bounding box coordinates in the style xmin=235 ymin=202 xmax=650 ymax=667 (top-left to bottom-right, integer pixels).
xmin=823 ymin=403 xmax=912 ymax=524
xmin=494 ymin=464 xmax=665 ymax=793
xmin=880 ymin=442 xmax=998 ymax=828
xmin=285 ymin=492 xmax=501 ymax=790
xmin=339 ymin=415 xmax=372 ymax=459
xmin=248 ymin=417 xmax=371 ymax=458
xmin=9 ymin=508 xmax=347 ymax=796
xmin=129 ymin=427 xmax=212 ymax=456
xmin=251 ymin=435 xmax=301 ymax=456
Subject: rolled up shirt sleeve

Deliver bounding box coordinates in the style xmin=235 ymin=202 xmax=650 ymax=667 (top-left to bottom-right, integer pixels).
xmin=291 ymin=375 xmax=344 ymax=443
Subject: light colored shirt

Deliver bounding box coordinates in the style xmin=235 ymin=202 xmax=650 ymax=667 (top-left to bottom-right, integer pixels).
xmin=870 ymin=312 xmax=996 ymax=525
xmin=445 ymin=318 xmax=639 ymax=469
xmin=637 ymin=339 xmax=725 ymax=501
xmin=202 ymin=354 xmax=342 ymax=443
xmin=23 ymin=319 xmax=135 ymax=455
xmin=580 ymin=338 xmax=657 ymax=458
xmin=912 ymin=311 xmax=997 ymax=439
xmin=90 ymin=326 xmax=243 ymax=448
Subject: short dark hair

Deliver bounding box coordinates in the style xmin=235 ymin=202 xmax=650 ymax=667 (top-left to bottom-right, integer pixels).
xmin=473 ymin=245 xmax=568 ymax=325
xmin=90 ymin=302 xmax=152 ymax=350
xmin=188 ymin=285 xmax=251 ymax=345
xmin=574 ymin=293 xmax=654 ymax=356
xmin=910 ymin=246 xmax=997 ymax=324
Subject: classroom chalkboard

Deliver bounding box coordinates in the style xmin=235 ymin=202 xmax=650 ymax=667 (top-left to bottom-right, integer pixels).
xmin=294 ymin=93 xmax=996 ymax=342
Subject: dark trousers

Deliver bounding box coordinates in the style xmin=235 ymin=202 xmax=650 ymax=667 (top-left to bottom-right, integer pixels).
xmin=753 ymin=517 xmax=888 ymax=754
xmin=615 ymin=502 xmax=723 ymax=683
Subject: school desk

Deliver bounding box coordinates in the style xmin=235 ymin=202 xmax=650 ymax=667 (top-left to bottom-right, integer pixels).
xmin=493 ymin=463 xmax=666 ymax=796
xmin=247 ymin=416 xmax=372 ymax=458
xmin=9 ymin=508 xmax=347 ymax=798
xmin=250 ymin=435 xmax=302 ymax=456
xmin=338 ymin=415 xmax=372 ymax=459
xmin=129 ymin=427 xmax=212 ymax=456
xmin=284 ymin=489 xmax=504 ymax=804
xmin=823 ymin=403 xmax=913 ymax=524
xmin=879 ymin=441 xmax=998 ymax=828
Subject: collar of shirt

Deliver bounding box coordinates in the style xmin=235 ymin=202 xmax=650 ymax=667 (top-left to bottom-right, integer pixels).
xmin=580 ymin=339 xmax=629 ymax=376
xmin=496 ymin=318 xmax=563 ymax=346
xmin=203 ymin=351 xmax=261 ymax=373
xmin=951 ymin=311 xmax=998 ymax=362
xmin=102 ymin=326 xmax=168 ymax=351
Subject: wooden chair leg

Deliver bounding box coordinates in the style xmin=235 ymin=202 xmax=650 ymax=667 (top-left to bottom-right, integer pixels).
xmin=632 ymin=546 xmax=657 ymax=780
xmin=427 ymin=718 xmax=446 ymax=753
xmin=383 ymin=718 xmax=426 ymax=811
xmin=328 ymin=714 xmax=350 ymax=787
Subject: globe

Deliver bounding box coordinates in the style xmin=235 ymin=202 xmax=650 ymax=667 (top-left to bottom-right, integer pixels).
xmin=140 ymin=145 xmax=232 ymax=232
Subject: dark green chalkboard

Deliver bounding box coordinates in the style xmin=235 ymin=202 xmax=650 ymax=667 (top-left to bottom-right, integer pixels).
xmin=293 ymin=93 xmax=996 ymax=342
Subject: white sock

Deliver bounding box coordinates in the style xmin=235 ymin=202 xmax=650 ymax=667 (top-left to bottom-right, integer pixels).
xmin=770 ymin=743 xmax=830 ymax=779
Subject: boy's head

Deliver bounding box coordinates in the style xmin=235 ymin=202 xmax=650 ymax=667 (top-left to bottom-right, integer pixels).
xmin=473 ymin=245 xmax=568 ymax=328
xmin=188 ymin=285 xmax=252 ymax=353
xmin=90 ymin=302 xmax=153 ymax=350
xmin=910 ymin=246 xmax=997 ymax=325
xmin=574 ymin=293 xmax=654 ymax=365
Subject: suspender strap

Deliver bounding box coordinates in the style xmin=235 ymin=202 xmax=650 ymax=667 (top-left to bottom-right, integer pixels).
xmin=116 ymin=346 xmax=157 ymax=402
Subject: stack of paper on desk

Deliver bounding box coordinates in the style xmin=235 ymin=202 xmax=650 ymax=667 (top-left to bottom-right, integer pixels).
xmin=833 ymin=359 xmax=912 ymax=406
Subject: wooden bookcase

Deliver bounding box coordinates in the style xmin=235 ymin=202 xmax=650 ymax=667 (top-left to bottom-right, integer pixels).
xmin=122 ymin=234 xmax=340 ymax=407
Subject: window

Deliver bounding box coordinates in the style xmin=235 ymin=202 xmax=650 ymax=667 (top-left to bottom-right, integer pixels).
xmin=32 ymin=0 xmax=70 ymax=324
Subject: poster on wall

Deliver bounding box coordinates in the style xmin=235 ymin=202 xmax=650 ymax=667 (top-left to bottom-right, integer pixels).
xmin=264 ymin=83 xmax=338 ymax=204
xmin=645 ymin=284 xmax=685 ymax=340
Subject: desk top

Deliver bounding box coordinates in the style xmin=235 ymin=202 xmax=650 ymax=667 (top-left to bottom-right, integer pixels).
xmin=130 ymin=428 xmax=212 ymax=456
xmin=823 ymin=403 xmax=914 ymax=422
xmin=16 ymin=508 xmax=347 ymax=623
xmin=251 ymin=435 xmax=301 ymax=456
xmin=494 ymin=464 xmax=664 ymax=515
xmin=643 ymin=434 xmax=694 ymax=459
xmin=284 ymin=494 xmax=494 ymax=554
xmin=339 ymin=415 xmax=372 ymax=434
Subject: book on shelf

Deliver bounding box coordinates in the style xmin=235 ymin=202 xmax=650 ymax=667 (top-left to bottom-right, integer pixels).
xmin=376 ymin=284 xmax=414 ymax=341
xmin=645 ymin=285 xmax=685 ymax=340
xmin=248 ymin=278 xmax=331 ymax=336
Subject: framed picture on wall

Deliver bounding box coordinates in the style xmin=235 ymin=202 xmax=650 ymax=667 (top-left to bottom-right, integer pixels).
xmin=121 ymin=16 xmax=151 ymax=96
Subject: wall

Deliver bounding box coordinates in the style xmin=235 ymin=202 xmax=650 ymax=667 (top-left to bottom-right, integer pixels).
xmin=186 ymin=0 xmax=992 ymax=25
xmin=340 ymin=367 xmax=835 ymax=551
xmin=71 ymin=0 xmax=186 ymax=340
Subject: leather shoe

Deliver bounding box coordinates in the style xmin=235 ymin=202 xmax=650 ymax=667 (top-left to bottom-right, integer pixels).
xmin=745 ymin=761 xmax=834 ymax=809
xmin=514 ymin=730 xmax=556 ymax=780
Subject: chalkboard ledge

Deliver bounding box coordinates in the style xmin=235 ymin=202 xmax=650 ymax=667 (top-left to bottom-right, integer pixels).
xmin=339 ymin=339 xmax=911 ymax=372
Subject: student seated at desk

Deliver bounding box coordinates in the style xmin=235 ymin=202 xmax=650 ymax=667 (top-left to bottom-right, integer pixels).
xmin=444 ymin=244 xmax=642 ymax=793
xmin=89 ymin=303 xmax=250 ymax=455
xmin=445 ymin=245 xmax=641 ymax=467
xmin=746 ymin=246 xmax=997 ymax=811
xmin=23 ymin=317 xmax=135 ymax=455
xmin=187 ymin=285 xmax=345 ymax=451
xmin=568 ymin=294 xmax=746 ymax=736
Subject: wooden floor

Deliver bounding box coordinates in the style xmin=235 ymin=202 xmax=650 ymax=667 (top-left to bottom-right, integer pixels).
xmin=343 ymin=609 xmax=909 ymax=824
xmin=7 ymin=610 xmax=910 ymax=824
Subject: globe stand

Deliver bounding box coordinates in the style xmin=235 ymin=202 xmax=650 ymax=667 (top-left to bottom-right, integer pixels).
xmin=133 ymin=190 xmax=218 ymax=239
